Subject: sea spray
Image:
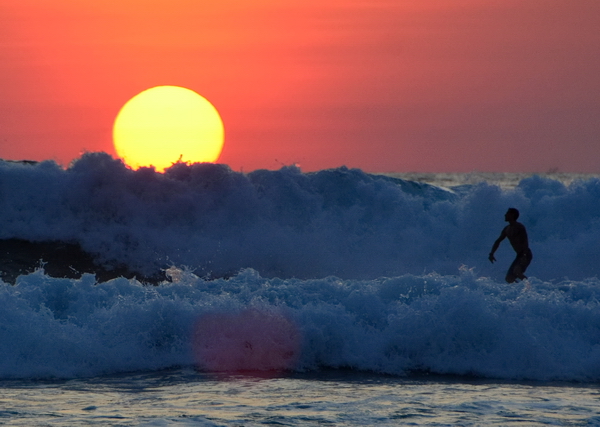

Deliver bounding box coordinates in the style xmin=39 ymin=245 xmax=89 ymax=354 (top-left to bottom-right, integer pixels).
xmin=1 ymin=153 xmax=599 ymax=281
xmin=0 ymin=267 xmax=599 ymax=380
xmin=1 ymin=154 xmax=600 ymax=380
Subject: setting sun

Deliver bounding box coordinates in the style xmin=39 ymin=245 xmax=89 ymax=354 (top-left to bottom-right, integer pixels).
xmin=113 ymin=86 xmax=224 ymax=172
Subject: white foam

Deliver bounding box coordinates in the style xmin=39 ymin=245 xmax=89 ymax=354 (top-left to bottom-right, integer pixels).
xmin=1 ymin=153 xmax=600 ymax=380
xmin=1 ymin=153 xmax=599 ymax=281
xmin=0 ymin=268 xmax=598 ymax=381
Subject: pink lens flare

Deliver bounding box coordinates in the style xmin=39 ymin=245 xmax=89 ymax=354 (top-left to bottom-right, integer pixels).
xmin=193 ymin=309 xmax=301 ymax=374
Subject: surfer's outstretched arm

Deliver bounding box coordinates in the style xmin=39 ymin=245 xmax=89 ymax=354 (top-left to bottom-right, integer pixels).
xmin=489 ymin=230 xmax=506 ymax=263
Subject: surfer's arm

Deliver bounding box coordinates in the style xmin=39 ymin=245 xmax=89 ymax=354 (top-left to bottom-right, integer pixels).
xmin=489 ymin=230 xmax=506 ymax=263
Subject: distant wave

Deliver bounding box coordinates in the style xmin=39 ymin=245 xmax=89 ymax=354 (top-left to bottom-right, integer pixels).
xmin=1 ymin=152 xmax=600 ymax=381
xmin=1 ymin=152 xmax=599 ymax=282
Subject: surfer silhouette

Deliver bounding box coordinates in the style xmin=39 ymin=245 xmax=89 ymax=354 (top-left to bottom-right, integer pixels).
xmin=489 ymin=208 xmax=532 ymax=283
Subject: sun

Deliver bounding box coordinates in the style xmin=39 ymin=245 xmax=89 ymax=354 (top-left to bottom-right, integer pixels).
xmin=113 ymin=86 xmax=224 ymax=172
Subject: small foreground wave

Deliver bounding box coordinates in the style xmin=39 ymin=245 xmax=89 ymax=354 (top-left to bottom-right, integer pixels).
xmin=0 ymin=268 xmax=599 ymax=382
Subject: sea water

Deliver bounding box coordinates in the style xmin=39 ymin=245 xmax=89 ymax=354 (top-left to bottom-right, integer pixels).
xmin=2 ymin=369 xmax=600 ymax=425
xmin=1 ymin=153 xmax=600 ymax=425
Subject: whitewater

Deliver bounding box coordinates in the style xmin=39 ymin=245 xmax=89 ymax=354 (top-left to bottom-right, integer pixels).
xmin=1 ymin=152 xmax=600 ymax=425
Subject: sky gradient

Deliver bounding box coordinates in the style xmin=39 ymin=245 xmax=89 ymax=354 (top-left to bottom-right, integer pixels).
xmin=1 ymin=0 xmax=599 ymax=173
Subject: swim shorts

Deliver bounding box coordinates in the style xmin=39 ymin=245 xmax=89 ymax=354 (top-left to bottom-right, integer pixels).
xmin=506 ymin=248 xmax=533 ymax=283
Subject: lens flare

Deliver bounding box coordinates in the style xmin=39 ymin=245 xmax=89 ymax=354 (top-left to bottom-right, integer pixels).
xmin=193 ymin=309 xmax=301 ymax=374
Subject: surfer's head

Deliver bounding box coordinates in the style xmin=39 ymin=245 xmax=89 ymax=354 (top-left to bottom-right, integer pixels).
xmin=505 ymin=207 xmax=519 ymax=221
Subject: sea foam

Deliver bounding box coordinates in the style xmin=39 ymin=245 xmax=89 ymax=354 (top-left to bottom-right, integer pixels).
xmin=0 ymin=153 xmax=599 ymax=380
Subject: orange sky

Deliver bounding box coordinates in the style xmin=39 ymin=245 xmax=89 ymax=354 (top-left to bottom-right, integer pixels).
xmin=1 ymin=0 xmax=599 ymax=172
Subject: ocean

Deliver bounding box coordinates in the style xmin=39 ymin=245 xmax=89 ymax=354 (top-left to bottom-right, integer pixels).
xmin=1 ymin=152 xmax=599 ymax=425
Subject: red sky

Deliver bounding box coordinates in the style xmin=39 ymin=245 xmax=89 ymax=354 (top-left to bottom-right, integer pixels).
xmin=1 ymin=0 xmax=599 ymax=173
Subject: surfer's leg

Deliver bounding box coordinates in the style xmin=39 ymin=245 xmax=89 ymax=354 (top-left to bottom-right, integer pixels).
xmin=515 ymin=250 xmax=532 ymax=280
xmin=520 ymin=250 xmax=532 ymax=275
xmin=505 ymin=257 xmax=520 ymax=283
